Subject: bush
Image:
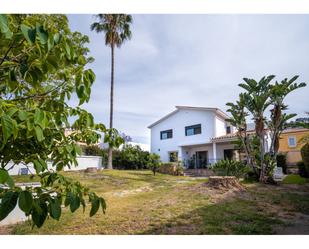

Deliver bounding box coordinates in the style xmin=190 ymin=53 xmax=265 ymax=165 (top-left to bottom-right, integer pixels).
xmin=158 ymin=162 xmax=183 ymax=176
xmin=81 ymin=145 xmax=103 ymax=156
xmin=146 ymin=153 xmax=161 ymax=175
xmin=297 ymin=161 xmax=309 ymax=178
xmin=175 ymin=161 xmax=184 ymax=176
xmin=210 ymin=160 xmax=250 ymax=179
xmin=276 ymin=153 xmax=287 ymax=174
xmin=301 ymin=143 xmax=309 ymax=177
xmin=245 ymin=170 xmax=260 ymax=182
xmin=112 ymin=145 xmax=150 ymax=170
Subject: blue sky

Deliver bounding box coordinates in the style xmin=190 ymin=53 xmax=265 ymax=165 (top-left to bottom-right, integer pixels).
xmin=68 ymin=14 xmax=309 ymax=144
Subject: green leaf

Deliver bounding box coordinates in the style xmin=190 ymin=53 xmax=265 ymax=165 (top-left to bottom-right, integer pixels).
xmin=76 ymin=84 xmax=85 ymax=99
xmin=18 ymin=191 xmax=33 ymax=213
xmin=64 ymin=192 xmax=73 ymax=207
xmin=47 ymin=35 xmax=54 ymax=51
xmin=20 ymin=24 xmax=36 ymax=44
xmin=47 ymin=55 xmax=58 ymax=69
xmin=89 ymin=198 xmax=100 ymax=217
xmin=65 ymin=42 xmax=71 ymax=59
xmin=33 ymin=160 xmax=42 ymax=174
xmin=31 ymin=200 xmax=48 ymax=228
xmin=70 ymin=194 xmax=80 ymax=213
xmin=38 ymin=158 xmax=47 ymax=171
xmin=34 ymin=109 xmax=44 ymax=126
xmin=34 ymin=126 xmax=44 ymax=142
xmin=36 ymin=23 xmax=48 ymax=44
xmin=0 ymin=169 xmax=9 ymax=184
xmin=0 ymin=167 xmax=15 ymax=188
xmin=26 ymin=118 xmax=34 ymax=131
xmin=1 ymin=114 xmax=13 ymax=144
xmin=18 ymin=110 xmax=28 ymax=121
xmin=49 ymin=198 xmax=61 ymax=220
xmin=0 ymin=191 xmax=19 ymax=221
xmin=7 ymin=107 xmax=18 ymax=117
xmin=0 ymin=14 xmax=9 ymax=33
xmin=53 ymin=33 xmax=60 ymax=44
xmin=74 ymin=144 xmax=82 ymax=155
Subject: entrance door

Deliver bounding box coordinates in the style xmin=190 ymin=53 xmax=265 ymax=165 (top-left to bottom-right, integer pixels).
xmin=196 ymin=151 xmax=208 ymax=168
xmin=224 ymin=149 xmax=234 ymax=160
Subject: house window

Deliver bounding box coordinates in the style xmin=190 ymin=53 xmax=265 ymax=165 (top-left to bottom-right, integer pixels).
xmin=160 ymin=129 xmax=173 ymax=140
xmin=169 ymin=152 xmax=178 ymax=162
xmin=185 ymin=124 xmax=201 ymax=136
xmin=226 ymin=126 xmax=231 ymax=134
xmin=288 ymin=136 xmax=296 ymax=147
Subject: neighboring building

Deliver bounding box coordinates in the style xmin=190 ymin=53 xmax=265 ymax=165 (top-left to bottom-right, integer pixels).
xmin=278 ymin=128 xmax=309 ymax=165
xmin=148 ymin=106 xmax=241 ymax=168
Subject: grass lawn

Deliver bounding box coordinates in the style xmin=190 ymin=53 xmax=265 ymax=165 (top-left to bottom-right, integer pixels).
xmin=282 ymin=174 xmax=309 ymax=185
xmin=5 ymin=170 xmax=309 ymax=235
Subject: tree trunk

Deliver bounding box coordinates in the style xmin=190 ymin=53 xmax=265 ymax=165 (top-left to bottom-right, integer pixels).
xmin=107 ymin=45 xmax=115 ymax=169
xmin=255 ymin=117 xmax=268 ymax=182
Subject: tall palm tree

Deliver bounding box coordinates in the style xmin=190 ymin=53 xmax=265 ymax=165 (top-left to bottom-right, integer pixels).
xmin=91 ymin=14 xmax=132 ymax=169
xmin=239 ymin=76 xmax=274 ymax=182
xmin=268 ymin=76 xmax=306 ymax=156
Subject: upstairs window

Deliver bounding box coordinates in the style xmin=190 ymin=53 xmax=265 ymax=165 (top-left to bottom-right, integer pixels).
xmin=185 ymin=124 xmax=201 ymax=136
xmin=288 ymin=136 xmax=296 ymax=148
xmin=160 ymin=129 xmax=173 ymax=140
xmin=226 ymin=126 xmax=231 ymax=134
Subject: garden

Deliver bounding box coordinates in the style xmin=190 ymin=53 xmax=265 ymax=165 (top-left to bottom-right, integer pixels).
xmin=1 ymin=13 xmax=309 ymax=235
xmin=1 ymin=170 xmax=308 ymax=235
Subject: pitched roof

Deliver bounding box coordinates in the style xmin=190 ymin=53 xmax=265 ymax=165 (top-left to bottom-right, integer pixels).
xmin=147 ymin=106 xmax=230 ymax=128
xmin=281 ymin=128 xmax=309 ymax=134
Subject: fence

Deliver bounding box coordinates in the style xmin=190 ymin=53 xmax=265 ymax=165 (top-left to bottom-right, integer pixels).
xmin=5 ymin=156 xmax=103 ymax=176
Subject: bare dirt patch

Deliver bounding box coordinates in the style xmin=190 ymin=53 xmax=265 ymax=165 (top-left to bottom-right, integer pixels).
xmin=112 ymin=186 xmax=153 ymax=197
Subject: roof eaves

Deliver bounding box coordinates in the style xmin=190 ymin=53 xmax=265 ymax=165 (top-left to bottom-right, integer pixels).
xmin=147 ymin=109 xmax=179 ymax=129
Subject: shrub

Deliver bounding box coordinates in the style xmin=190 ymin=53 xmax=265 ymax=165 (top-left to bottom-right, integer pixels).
xmin=112 ymin=145 xmax=150 ymax=170
xmin=297 ymin=161 xmax=309 ymax=178
xmin=146 ymin=153 xmax=161 ymax=175
xmin=276 ymin=153 xmax=287 ymax=174
xmin=301 ymin=143 xmax=309 ymax=177
xmin=175 ymin=161 xmax=184 ymax=176
xmin=210 ymin=160 xmax=250 ymax=179
xmin=245 ymin=170 xmax=260 ymax=182
xmin=81 ymin=145 xmax=103 ymax=156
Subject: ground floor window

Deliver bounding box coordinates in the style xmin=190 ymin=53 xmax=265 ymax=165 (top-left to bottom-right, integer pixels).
xmin=169 ymin=151 xmax=178 ymax=162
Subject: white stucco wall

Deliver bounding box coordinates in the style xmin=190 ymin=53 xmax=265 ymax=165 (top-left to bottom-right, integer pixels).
xmin=215 ymin=116 xmax=227 ymax=137
xmin=5 ymin=156 xmax=103 ymax=176
xmin=150 ymin=109 xmax=218 ymax=162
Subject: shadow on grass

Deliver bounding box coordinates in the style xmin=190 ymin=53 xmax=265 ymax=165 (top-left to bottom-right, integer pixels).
xmin=139 ymin=197 xmax=284 ymax=235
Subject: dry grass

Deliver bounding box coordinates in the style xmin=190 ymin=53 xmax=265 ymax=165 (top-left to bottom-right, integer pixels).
xmin=6 ymin=170 xmax=309 ymax=235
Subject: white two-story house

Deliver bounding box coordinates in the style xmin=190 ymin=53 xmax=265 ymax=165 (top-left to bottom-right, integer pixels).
xmin=148 ymin=106 xmax=240 ymax=168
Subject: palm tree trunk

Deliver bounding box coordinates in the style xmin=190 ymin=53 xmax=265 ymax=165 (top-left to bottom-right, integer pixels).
xmin=107 ymin=44 xmax=115 ymax=169
xmin=256 ymin=117 xmax=267 ymax=182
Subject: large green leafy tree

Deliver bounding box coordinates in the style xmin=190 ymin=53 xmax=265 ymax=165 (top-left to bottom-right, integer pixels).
xmin=0 ymin=14 xmax=109 ymax=227
xmin=227 ymin=75 xmax=306 ymax=183
xmin=91 ymin=14 xmax=132 ymax=169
